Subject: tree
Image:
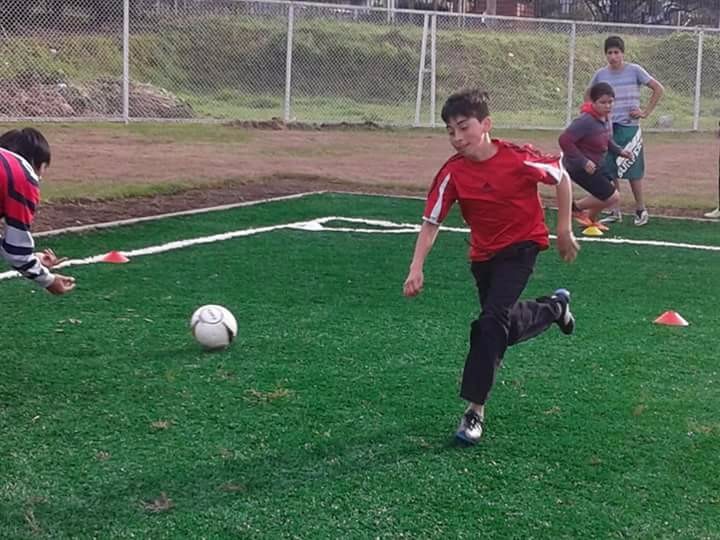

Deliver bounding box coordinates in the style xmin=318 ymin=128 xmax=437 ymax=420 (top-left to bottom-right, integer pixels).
xmin=582 ymin=0 xmax=716 ymax=24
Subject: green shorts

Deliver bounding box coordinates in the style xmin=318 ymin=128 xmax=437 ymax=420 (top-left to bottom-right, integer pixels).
xmin=604 ymin=124 xmax=645 ymax=181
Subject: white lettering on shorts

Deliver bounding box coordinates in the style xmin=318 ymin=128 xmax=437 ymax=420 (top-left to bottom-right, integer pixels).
xmin=616 ymin=128 xmax=643 ymax=178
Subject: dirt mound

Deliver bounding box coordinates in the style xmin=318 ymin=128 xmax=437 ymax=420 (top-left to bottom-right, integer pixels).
xmin=225 ymin=118 xmax=385 ymax=131
xmin=0 ymin=78 xmax=194 ymax=118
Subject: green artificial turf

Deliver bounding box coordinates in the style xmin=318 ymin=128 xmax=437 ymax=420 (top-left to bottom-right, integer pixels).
xmin=1 ymin=193 xmax=718 ymax=538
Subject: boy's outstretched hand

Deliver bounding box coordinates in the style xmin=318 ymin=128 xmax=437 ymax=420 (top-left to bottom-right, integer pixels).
xmin=38 ymin=249 xmax=68 ymax=268
xmin=46 ymin=274 xmax=76 ymax=295
xmin=403 ymin=269 xmax=424 ymax=297
xmin=557 ymin=230 xmax=580 ymax=262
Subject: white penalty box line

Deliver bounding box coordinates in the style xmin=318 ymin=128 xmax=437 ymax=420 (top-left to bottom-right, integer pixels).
xmin=293 ymin=217 xmax=720 ymax=251
xmin=1 ymin=216 xmax=718 ymax=282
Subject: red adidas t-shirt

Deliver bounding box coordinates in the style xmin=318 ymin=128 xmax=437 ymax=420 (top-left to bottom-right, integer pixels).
xmin=423 ymin=139 xmax=563 ymax=261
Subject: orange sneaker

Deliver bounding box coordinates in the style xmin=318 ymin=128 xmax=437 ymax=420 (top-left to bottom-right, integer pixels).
xmin=573 ymin=211 xmax=594 ymax=227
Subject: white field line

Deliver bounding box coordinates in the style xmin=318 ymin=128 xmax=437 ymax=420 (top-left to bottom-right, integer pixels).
xmin=329 ymin=190 xmax=720 ymax=224
xmin=35 ymin=191 xmax=326 ymax=238
xmin=569 ymin=236 xmax=720 ymax=250
xmin=299 ymin=218 xmax=720 ymax=251
xmin=0 ymin=220 xmax=309 ymax=281
xmin=35 ymin=190 xmax=719 ymax=241
xmin=1 ymin=216 xmax=718 ymax=282
xmin=289 ymin=216 xmax=471 ymax=234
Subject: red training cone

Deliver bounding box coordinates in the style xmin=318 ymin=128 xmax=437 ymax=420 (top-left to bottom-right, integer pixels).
xmin=653 ymin=310 xmax=689 ymax=327
xmin=101 ymin=250 xmax=130 ymax=264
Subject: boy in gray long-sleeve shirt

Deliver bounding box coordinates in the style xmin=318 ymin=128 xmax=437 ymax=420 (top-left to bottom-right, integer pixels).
xmin=559 ymin=82 xmax=631 ymax=226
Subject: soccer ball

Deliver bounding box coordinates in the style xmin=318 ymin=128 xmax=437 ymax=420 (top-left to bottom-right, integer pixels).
xmin=190 ymin=304 xmax=238 ymax=350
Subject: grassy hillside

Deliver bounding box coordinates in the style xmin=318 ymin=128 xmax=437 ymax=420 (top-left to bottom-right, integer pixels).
xmin=1 ymin=14 xmax=718 ymax=128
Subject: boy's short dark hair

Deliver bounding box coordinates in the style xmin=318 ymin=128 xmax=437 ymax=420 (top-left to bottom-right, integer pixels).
xmin=604 ymin=35 xmax=625 ymax=53
xmin=589 ymin=82 xmax=615 ymax=101
xmin=441 ymin=89 xmax=490 ymax=124
xmin=0 ymin=127 xmax=51 ymax=170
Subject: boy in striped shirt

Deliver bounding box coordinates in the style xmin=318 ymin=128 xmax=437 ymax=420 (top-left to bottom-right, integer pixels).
xmin=0 ymin=128 xmax=75 ymax=295
xmin=403 ymin=90 xmax=580 ymax=444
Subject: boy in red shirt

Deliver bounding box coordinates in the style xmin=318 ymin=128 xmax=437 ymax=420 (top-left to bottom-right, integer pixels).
xmin=0 ymin=128 xmax=75 ymax=295
xmin=403 ymin=90 xmax=579 ymax=444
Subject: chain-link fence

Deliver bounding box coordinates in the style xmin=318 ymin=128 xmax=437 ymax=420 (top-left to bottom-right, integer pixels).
xmin=130 ymin=1 xmax=291 ymax=120
xmin=0 ymin=1 xmax=125 ymax=120
xmin=1 ymin=0 xmax=719 ymax=130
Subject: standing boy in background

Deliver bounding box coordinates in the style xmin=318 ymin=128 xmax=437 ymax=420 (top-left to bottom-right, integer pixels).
xmin=588 ymin=35 xmax=664 ymax=226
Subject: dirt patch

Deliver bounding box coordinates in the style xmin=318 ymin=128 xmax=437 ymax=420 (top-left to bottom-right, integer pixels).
xmin=0 ymin=78 xmax=193 ymax=118
xmin=33 ymin=181 xmax=309 ymax=232
xmin=27 ymin=125 xmax=720 ymax=232
xmin=33 ymin=179 xmax=420 ymax=232
xmin=225 ymin=118 xmax=385 ymax=131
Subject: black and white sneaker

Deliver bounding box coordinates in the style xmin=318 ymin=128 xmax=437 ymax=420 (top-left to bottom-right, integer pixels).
xmin=600 ymin=208 xmax=622 ymax=224
xmin=552 ymin=288 xmax=575 ymax=335
xmin=455 ymin=410 xmax=484 ymax=445
xmin=634 ymin=208 xmax=649 ymax=226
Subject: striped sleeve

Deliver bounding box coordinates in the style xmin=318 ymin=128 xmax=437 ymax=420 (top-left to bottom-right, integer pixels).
xmin=0 ymin=152 xmax=54 ymax=288
xmin=422 ymin=167 xmax=457 ymax=225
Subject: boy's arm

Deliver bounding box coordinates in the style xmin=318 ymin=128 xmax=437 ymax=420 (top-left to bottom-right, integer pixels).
xmin=608 ymin=138 xmax=623 ymax=154
xmin=642 ymin=79 xmax=664 ymax=118
xmin=0 ymin=181 xmax=55 ymax=289
xmin=403 ymin=221 xmax=440 ymax=297
xmin=631 ymin=65 xmax=664 ymax=119
xmin=608 ymin=139 xmax=632 ymax=158
xmin=0 ymin=195 xmax=76 ymax=294
xmin=0 ymin=228 xmax=76 ymax=294
xmin=405 ymin=167 xmax=457 ymax=297
xmin=554 ymin=173 xmax=580 ymax=262
xmin=606 ymin=123 xmax=632 ymax=157
xmin=558 ymin=118 xmax=591 ymax=170
xmin=0 ymin=224 xmax=55 ymax=288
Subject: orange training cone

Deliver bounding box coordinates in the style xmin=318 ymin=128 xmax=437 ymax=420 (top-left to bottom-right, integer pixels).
xmin=101 ymin=250 xmax=130 ymax=264
xmin=653 ymin=310 xmax=689 ymax=327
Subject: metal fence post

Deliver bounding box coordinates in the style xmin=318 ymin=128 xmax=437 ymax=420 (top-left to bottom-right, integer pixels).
xmin=122 ymin=0 xmax=130 ymax=123
xmin=414 ymin=14 xmax=429 ymax=127
xmin=692 ymin=30 xmax=704 ymax=131
xmin=284 ymin=4 xmax=295 ymax=123
xmin=387 ymin=0 xmax=395 ymax=24
xmin=430 ymin=14 xmax=437 ymax=128
xmin=565 ymin=22 xmax=576 ymax=126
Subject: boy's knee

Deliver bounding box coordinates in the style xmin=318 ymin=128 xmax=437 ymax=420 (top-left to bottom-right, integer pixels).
xmin=607 ymin=190 xmax=620 ymax=206
xmin=476 ymin=309 xmax=510 ymax=335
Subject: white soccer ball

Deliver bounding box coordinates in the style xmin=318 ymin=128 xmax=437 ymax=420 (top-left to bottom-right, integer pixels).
xmin=190 ymin=304 xmax=238 ymax=350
